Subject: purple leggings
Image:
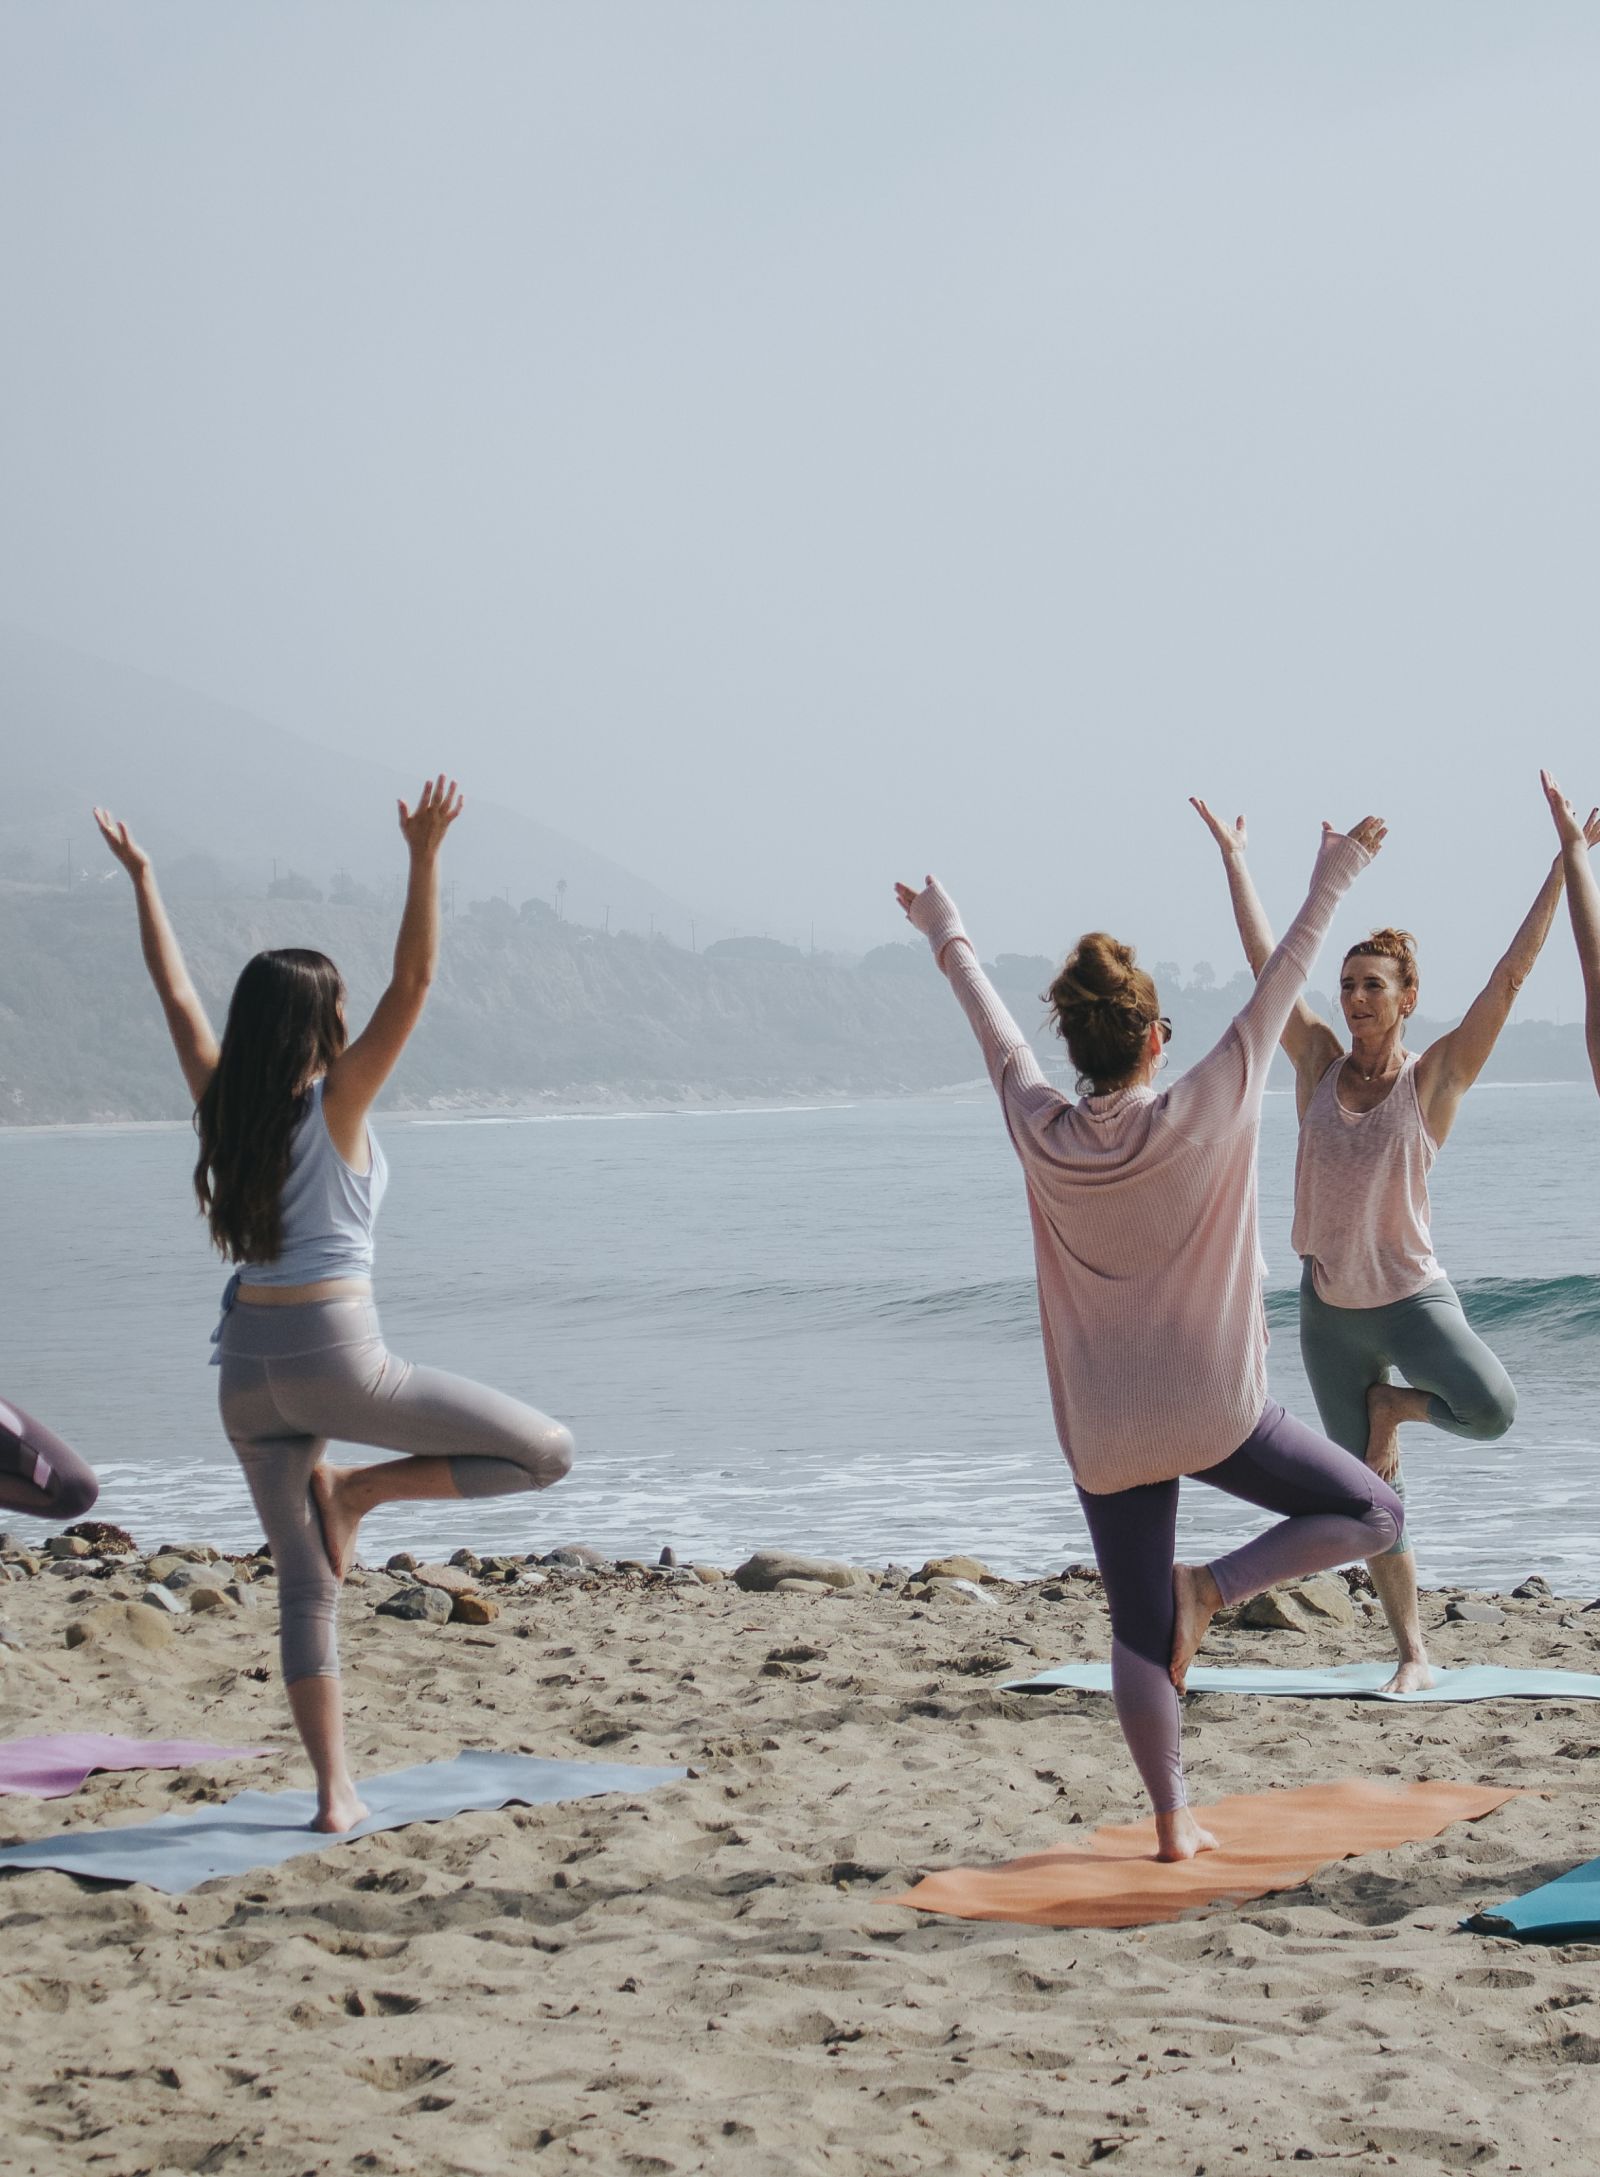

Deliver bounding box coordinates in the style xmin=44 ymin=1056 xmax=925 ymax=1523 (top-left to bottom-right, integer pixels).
xmin=0 ymin=1395 xmax=99 ymax=1523
xmin=1076 ymin=1399 xmax=1403 ymax=1814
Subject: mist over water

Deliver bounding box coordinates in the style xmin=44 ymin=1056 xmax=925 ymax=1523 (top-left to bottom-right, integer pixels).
xmin=7 ymin=1083 xmax=1599 ymax=1592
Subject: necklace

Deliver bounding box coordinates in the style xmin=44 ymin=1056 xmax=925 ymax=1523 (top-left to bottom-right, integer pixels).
xmin=1352 ymin=1051 xmax=1400 ymax=1085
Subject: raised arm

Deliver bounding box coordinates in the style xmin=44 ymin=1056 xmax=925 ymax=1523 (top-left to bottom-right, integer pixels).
xmin=1190 ymin=798 xmax=1342 ymax=1095
xmin=92 ymin=808 xmax=220 ymax=1104
xmin=321 ymin=777 xmax=464 ymax=1160
xmin=1168 ymin=819 xmax=1381 ymax=1140
xmin=894 ymin=876 xmax=1060 ymax=1120
xmin=1415 ymin=804 xmax=1588 ymax=1139
xmin=1541 ymin=769 xmax=1600 ymax=1098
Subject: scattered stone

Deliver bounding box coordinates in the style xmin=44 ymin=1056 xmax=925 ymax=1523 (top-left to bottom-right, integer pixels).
xmin=50 ymin=1557 xmax=103 ymax=1577
xmin=1060 ymin=1563 xmax=1101 ymax=1583
xmin=224 ymin=1582 xmax=257 ymax=1611
xmin=448 ymin=1549 xmax=483 ymax=1572
xmin=187 ymin=1586 xmax=238 ymax=1614
xmin=163 ymin=1564 xmax=215 ymax=1594
xmin=1513 ymin=1576 xmax=1552 ymax=1601
xmin=412 ymin=1564 xmax=476 ymax=1597
xmin=140 ymin=1584 xmax=187 ymax=1615
xmin=773 ymin=1577 xmax=832 ymax=1595
xmin=144 ymin=1554 xmax=187 ymax=1585
xmin=1240 ymin=1590 xmax=1311 ymax=1633
xmin=916 ymin=1555 xmax=992 ymax=1585
xmin=1446 ymin=1600 xmax=1506 ymax=1626
xmin=63 ymin=1520 xmax=138 ymax=1557
xmin=65 ymin=1602 xmax=175 ymax=1652
xmin=927 ymin=1577 xmax=999 ymax=1609
xmin=542 ymin=1545 xmax=611 ymax=1571
xmin=376 ymin=1585 xmax=452 ymax=1625
xmin=156 ymin=1543 xmax=218 ymax=1564
xmin=1236 ymin=1579 xmax=1356 ymax=1633
xmin=659 ymin=1547 xmax=678 ymax=1568
xmin=0 ymin=1564 xmax=20 ymax=1584
xmin=450 ymin=1594 xmax=500 ymax=1626
xmin=733 ymin=1551 xmax=872 ymax=1593
xmin=1285 ymin=1577 xmax=1356 ymax=1627
xmin=692 ymin=1566 xmax=727 ymax=1584
xmin=614 ymin=1560 xmax=652 ymax=1577
xmin=46 ymin=1535 xmax=92 ymax=1560
xmin=386 ymin=1552 xmax=419 ymax=1575
xmin=11 ymin=1557 xmax=40 ymax=1579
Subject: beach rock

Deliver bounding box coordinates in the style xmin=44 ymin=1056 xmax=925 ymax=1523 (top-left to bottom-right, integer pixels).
xmin=659 ymin=1547 xmax=678 ymax=1567
xmin=49 ymin=1556 xmax=102 ymax=1576
xmin=1240 ymin=1589 xmax=1314 ymax=1633
xmin=66 ymin=1602 xmax=175 ymax=1652
xmin=774 ymin=1577 xmax=832 ymax=1595
xmin=1285 ymin=1577 xmax=1356 ymax=1627
xmin=46 ymin=1534 xmax=92 ymax=1559
xmin=156 ymin=1543 xmax=218 ymax=1564
xmin=187 ymin=1586 xmax=237 ymax=1614
xmin=692 ymin=1565 xmax=727 ymax=1584
xmin=376 ymin=1585 xmax=452 ymax=1625
xmin=144 ymin=1554 xmax=187 ymax=1584
xmin=448 ymin=1549 xmax=483 ymax=1572
xmin=385 ymin=1552 xmax=419 ymax=1574
xmin=1060 ymin=1563 xmax=1101 ymax=1582
xmin=412 ymin=1564 xmax=476 ymax=1596
xmin=1513 ymin=1576 xmax=1552 ymax=1600
xmin=224 ymin=1582 xmax=257 ymax=1610
xmin=927 ymin=1577 xmax=999 ymax=1609
xmin=1447 ymin=1600 xmax=1506 ymax=1625
xmin=734 ymin=1551 xmax=871 ymax=1593
xmin=543 ymin=1545 xmax=611 ymax=1571
xmin=162 ymin=1564 xmax=215 ymax=1594
xmin=917 ymin=1555 xmax=992 ymax=1585
xmin=140 ymin=1583 xmax=187 ymax=1615
xmin=11 ymin=1556 xmax=41 ymax=1579
xmin=450 ymin=1594 xmax=500 ymax=1626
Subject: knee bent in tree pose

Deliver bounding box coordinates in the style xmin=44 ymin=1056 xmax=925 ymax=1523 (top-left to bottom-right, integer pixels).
xmin=1196 ymin=784 xmax=1594 ymax=1690
xmin=0 ymin=1395 xmax=99 ymax=1522
xmin=97 ymin=777 xmax=574 ymax=1833
xmin=898 ymin=809 xmax=1390 ymax=1851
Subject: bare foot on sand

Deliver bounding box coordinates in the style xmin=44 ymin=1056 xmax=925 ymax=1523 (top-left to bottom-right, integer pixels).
xmin=1170 ymin=1562 xmax=1222 ymax=1691
xmin=1156 ymin=1807 xmax=1219 ymax=1861
xmin=1365 ymin=1380 xmax=1420 ymax=1483
xmin=312 ymin=1783 xmax=371 ymax=1834
xmin=1378 ymin=1656 xmax=1436 ymax=1695
xmin=310 ymin=1465 xmax=362 ymax=1582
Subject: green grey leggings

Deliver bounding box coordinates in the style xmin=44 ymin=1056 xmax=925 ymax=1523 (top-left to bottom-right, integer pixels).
xmin=1298 ymin=1264 xmax=1516 ymax=1558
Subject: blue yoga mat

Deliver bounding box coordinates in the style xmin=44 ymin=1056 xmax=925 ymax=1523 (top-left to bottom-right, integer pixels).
xmin=1465 ymin=1857 xmax=1600 ymax=1943
xmin=0 ymin=1749 xmax=686 ymax=1894
xmin=1005 ymin=1661 xmax=1600 ymax=1704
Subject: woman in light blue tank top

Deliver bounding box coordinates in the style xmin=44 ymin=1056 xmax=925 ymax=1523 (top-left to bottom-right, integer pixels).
xmin=96 ymin=780 xmax=574 ymax=1835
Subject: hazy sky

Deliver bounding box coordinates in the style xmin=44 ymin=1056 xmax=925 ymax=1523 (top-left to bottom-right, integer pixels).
xmin=4 ymin=3 xmax=1599 ymax=1007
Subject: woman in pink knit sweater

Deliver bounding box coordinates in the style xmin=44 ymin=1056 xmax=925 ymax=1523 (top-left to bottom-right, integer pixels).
xmin=896 ymin=818 xmax=1401 ymax=1860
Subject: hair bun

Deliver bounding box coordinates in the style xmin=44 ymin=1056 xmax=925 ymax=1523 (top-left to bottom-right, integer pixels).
xmin=1057 ymin=931 xmax=1139 ymax=1007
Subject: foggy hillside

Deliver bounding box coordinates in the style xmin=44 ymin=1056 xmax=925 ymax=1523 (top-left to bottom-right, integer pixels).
xmin=0 ymin=873 xmax=1587 ymax=1126
xmin=0 ymin=626 xmax=693 ymax=940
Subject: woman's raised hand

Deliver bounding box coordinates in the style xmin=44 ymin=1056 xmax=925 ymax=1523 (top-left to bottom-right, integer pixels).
xmin=1541 ymin=769 xmax=1600 ymax=851
xmin=92 ymin=806 xmax=150 ymax=879
xmin=1190 ymin=798 xmax=1247 ymax=860
xmin=1335 ymin=815 xmax=1388 ymax=859
xmin=398 ymin=775 xmax=465 ymax=858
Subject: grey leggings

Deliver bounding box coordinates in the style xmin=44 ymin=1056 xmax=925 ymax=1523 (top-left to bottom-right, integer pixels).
xmin=217 ymin=1298 xmax=573 ymax=1684
xmin=1299 ymin=1265 xmax=1516 ymax=1558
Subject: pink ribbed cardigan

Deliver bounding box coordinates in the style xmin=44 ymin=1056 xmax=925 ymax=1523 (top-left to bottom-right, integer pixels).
xmin=912 ymin=831 xmax=1370 ymax=1494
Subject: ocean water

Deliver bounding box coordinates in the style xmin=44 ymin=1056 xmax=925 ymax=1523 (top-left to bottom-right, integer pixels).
xmin=4 ymin=1085 xmax=1599 ymax=1592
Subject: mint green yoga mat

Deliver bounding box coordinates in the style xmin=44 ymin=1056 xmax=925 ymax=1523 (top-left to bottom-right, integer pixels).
xmin=0 ymin=1749 xmax=686 ymax=1894
xmin=1005 ymin=1661 xmax=1600 ymax=1703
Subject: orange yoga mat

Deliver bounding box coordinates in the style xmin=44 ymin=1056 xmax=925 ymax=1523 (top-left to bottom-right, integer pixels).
xmin=894 ymin=1779 xmax=1520 ymax=1929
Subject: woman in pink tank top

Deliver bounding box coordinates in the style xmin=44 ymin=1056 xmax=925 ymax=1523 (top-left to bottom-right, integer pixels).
xmin=1196 ymin=786 xmax=1597 ymax=1693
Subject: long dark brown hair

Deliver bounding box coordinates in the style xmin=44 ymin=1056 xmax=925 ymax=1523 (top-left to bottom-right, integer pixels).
xmin=194 ymin=950 xmax=347 ymax=1262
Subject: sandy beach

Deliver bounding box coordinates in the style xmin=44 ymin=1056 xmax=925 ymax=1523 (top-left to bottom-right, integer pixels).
xmin=3 ymin=1537 xmax=1599 ymax=2176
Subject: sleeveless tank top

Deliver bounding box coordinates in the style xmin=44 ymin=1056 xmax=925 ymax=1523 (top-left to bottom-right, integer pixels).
xmin=1291 ymin=1049 xmax=1441 ymax=1310
xmin=236 ymin=1078 xmax=389 ymax=1288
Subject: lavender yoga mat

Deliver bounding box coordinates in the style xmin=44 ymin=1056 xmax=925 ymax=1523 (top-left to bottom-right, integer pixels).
xmin=0 ymin=1733 xmax=268 ymax=1799
xmin=0 ymin=1749 xmax=688 ymax=1893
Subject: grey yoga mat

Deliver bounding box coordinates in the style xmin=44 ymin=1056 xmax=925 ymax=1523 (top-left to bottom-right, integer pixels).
xmin=0 ymin=1749 xmax=687 ymax=1894
xmin=1004 ymin=1661 xmax=1600 ymax=1703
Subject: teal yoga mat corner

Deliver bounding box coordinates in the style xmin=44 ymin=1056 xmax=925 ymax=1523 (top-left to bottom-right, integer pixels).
xmin=1004 ymin=1661 xmax=1600 ymax=1703
xmin=1465 ymin=1858 xmax=1600 ymax=1943
xmin=0 ymin=1749 xmax=687 ymax=1894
